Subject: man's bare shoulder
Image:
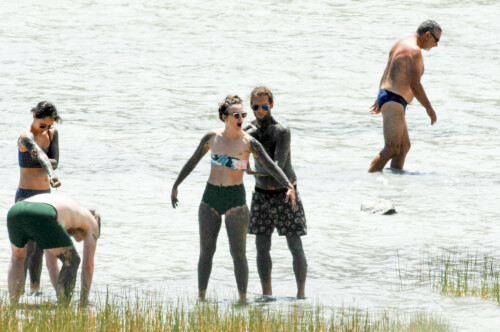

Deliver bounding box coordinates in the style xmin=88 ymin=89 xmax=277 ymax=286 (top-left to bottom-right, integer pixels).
xmin=394 ymin=36 xmax=421 ymax=56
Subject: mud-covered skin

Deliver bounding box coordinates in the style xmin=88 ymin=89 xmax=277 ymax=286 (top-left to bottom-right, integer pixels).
xmin=248 ymin=137 xmax=294 ymax=191
xmin=56 ymin=246 xmax=81 ymax=305
xmin=171 ymin=132 xmax=212 ymax=208
xmin=246 ymin=100 xmax=306 ymax=298
xmin=24 ymin=241 xmax=43 ymax=290
xmin=171 ymin=103 xmax=296 ymax=301
xmin=171 ymin=132 xmax=295 ymax=209
xmin=20 ymin=133 xmax=60 ymax=187
xmin=246 ymin=116 xmax=296 ymax=190
xmin=47 ymin=129 xmax=59 ymax=169
xmin=198 ymin=202 xmax=249 ymax=299
xmin=256 ymin=234 xmax=307 ymax=297
xmin=18 ymin=130 xmax=60 ymax=292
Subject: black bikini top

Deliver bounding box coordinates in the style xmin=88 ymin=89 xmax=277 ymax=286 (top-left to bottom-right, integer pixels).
xmin=18 ymin=131 xmax=53 ymax=168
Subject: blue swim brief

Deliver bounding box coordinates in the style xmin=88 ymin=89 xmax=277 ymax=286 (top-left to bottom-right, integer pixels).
xmin=377 ymin=89 xmax=408 ymax=112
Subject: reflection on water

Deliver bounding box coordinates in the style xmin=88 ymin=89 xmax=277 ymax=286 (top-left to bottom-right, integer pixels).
xmin=0 ymin=1 xmax=499 ymax=330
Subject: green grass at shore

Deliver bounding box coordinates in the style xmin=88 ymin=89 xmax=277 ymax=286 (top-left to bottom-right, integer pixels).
xmin=0 ymin=291 xmax=452 ymax=332
xmin=416 ymin=250 xmax=500 ymax=304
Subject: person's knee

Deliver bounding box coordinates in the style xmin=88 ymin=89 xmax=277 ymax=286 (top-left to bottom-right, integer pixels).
xmin=287 ymin=236 xmax=306 ymax=257
xmin=383 ymin=144 xmax=401 ymax=157
xmin=229 ymin=246 xmax=246 ymax=263
xmin=66 ymin=253 xmax=81 ymax=271
xmin=200 ymin=244 xmax=217 ymax=260
xmin=256 ymin=235 xmax=272 ymax=253
xmin=401 ymin=141 xmax=411 ymax=154
xmin=12 ymin=249 xmax=27 ymax=261
xmin=59 ymin=248 xmax=81 ymax=270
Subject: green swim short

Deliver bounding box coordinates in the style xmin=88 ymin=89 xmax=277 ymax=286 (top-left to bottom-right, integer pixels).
xmin=7 ymin=201 xmax=73 ymax=249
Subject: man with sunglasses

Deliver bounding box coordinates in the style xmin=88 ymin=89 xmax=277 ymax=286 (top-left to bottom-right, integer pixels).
xmin=369 ymin=20 xmax=442 ymax=172
xmin=245 ymin=86 xmax=307 ymax=299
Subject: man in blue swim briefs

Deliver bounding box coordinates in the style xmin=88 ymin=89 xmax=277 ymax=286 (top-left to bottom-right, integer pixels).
xmin=368 ymin=20 xmax=442 ymax=172
xmin=7 ymin=194 xmax=101 ymax=305
xmin=245 ymin=86 xmax=307 ymax=299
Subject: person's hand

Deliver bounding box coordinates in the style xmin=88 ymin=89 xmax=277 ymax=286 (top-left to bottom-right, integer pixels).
xmin=171 ymin=187 xmax=179 ymax=208
xmin=427 ymin=108 xmax=437 ymax=125
xmin=370 ymin=99 xmax=380 ymax=114
xmin=50 ymin=176 xmax=61 ymax=188
xmin=285 ymin=187 xmax=296 ymax=210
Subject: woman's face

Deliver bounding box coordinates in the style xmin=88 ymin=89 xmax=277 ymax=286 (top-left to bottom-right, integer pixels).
xmin=224 ymin=104 xmax=247 ymax=129
xmin=32 ymin=116 xmax=55 ymax=134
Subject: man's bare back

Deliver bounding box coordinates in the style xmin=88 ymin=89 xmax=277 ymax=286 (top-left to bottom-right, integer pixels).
xmin=380 ymin=35 xmax=424 ymax=104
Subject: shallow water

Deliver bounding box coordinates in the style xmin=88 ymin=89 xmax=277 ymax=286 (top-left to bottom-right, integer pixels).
xmin=1 ymin=1 xmax=499 ymax=331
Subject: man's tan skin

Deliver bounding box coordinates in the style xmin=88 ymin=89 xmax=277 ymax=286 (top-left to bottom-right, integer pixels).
xmin=369 ymin=20 xmax=442 ymax=172
xmin=8 ymin=194 xmax=100 ymax=305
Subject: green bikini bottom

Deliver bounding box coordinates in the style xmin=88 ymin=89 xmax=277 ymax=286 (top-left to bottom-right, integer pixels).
xmin=202 ymin=183 xmax=246 ymax=215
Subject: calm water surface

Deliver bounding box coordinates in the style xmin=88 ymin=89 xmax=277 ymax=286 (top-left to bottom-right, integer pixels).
xmin=1 ymin=1 xmax=499 ymax=330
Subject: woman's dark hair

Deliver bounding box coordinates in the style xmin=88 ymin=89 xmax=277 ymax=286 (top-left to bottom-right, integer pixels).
xmin=31 ymin=101 xmax=62 ymax=123
xmin=417 ymin=20 xmax=441 ymax=35
xmin=218 ymin=95 xmax=243 ymax=122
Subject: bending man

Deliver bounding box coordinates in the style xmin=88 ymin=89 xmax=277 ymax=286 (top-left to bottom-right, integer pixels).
xmin=7 ymin=194 xmax=100 ymax=305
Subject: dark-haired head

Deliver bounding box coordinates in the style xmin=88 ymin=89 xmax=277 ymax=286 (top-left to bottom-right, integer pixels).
xmin=218 ymin=95 xmax=243 ymax=122
xmin=31 ymin=101 xmax=62 ymax=123
xmin=417 ymin=20 xmax=441 ymax=36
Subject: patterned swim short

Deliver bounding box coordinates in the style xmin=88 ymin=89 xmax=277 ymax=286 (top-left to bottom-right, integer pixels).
xmin=249 ymin=186 xmax=307 ymax=236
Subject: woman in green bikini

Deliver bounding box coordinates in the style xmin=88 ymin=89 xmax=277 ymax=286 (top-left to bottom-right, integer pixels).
xmin=171 ymin=95 xmax=295 ymax=302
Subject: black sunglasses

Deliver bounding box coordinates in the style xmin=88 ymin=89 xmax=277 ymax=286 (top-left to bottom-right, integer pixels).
xmin=230 ymin=112 xmax=247 ymax=119
xmin=251 ymin=104 xmax=270 ymax=111
xmin=429 ymin=31 xmax=439 ymax=43
xmin=39 ymin=124 xmax=53 ymax=129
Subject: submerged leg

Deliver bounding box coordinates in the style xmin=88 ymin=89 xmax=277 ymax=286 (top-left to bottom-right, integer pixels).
xmin=390 ymin=119 xmax=411 ymax=170
xmin=286 ymin=235 xmax=307 ymax=298
xmin=225 ymin=205 xmax=249 ymax=301
xmin=255 ymin=234 xmax=273 ymax=295
xmin=198 ymin=202 xmax=222 ymax=300
xmin=369 ymin=103 xmax=406 ymax=172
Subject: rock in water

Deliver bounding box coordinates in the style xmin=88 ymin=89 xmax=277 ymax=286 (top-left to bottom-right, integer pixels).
xmin=361 ymin=199 xmax=397 ymax=215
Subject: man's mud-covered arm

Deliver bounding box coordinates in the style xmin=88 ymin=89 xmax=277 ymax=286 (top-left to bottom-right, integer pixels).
xmin=171 ymin=132 xmax=213 ymax=208
xmin=250 ymin=127 xmax=290 ymax=177
xmin=249 ymin=137 xmax=293 ymax=190
xmin=20 ymin=134 xmax=61 ymax=187
xmin=274 ymin=126 xmax=291 ymax=169
xmin=47 ymin=129 xmax=60 ymax=169
xmin=407 ymin=53 xmax=436 ymax=124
